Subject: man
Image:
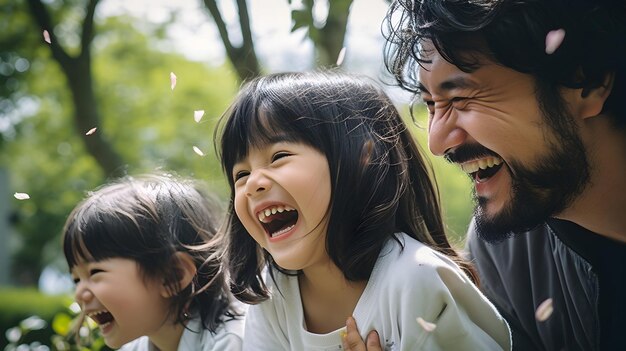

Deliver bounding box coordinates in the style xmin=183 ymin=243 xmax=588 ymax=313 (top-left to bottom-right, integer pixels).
xmin=343 ymin=0 xmax=625 ymax=350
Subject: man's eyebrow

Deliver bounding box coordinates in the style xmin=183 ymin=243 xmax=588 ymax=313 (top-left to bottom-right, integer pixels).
xmin=418 ymin=76 xmax=477 ymax=95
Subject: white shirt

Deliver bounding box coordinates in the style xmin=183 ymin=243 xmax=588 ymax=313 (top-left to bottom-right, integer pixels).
xmin=243 ymin=233 xmax=511 ymax=351
xmin=120 ymin=313 xmax=244 ymax=351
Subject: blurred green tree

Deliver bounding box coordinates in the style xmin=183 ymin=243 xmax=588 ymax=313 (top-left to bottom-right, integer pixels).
xmin=2 ymin=2 xmax=237 ymax=284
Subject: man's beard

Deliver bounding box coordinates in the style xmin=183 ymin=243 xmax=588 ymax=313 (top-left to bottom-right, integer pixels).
xmin=473 ymin=99 xmax=591 ymax=243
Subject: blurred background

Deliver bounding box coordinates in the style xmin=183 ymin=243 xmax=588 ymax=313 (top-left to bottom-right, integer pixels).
xmin=0 ymin=0 xmax=473 ymax=348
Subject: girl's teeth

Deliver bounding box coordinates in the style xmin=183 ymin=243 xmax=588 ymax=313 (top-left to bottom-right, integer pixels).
xmin=257 ymin=206 xmax=296 ymax=222
xmin=271 ymin=224 xmax=295 ymax=238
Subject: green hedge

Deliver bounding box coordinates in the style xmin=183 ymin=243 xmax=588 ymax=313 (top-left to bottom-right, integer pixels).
xmin=0 ymin=287 xmax=69 ymax=349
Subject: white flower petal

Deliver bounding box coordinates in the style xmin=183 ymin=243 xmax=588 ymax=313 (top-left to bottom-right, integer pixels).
xmin=194 ymin=110 xmax=205 ymax=123
xmin=535 ymin=298 xmax=554 ymax=322
xmin=170 ymin=72 xmax=177 ymax=90
xmin=6 ymin=327 xmax=22 ymax=343
xmin=336 ymin=47 xmax=347 ymax=66
xmin=43 ymin=30 xmax=51 ymax=44
xmin=416 ymin=317 xmax=437 ymax=332
xmin=20 ymin=316 xmax=46 ymax=331
xmin=14 ymin=192 xmax=30 ymax=200
xmin=79 ymin=326 xmax=89 ymax=338
xmin=69 ymin=302 xmax=81 ymax=314
xmin=545 ymin=29 xmax=565 ymax=55
xmin=85 ymin=127 xmax=97 ymax=136
xmin=193 ymin=146 xmax=205 ymax=156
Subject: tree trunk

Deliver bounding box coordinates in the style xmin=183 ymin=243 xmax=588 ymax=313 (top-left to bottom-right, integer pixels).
xmin=26 ymin=0 xmax=126 ymax=178
xmin=203 ymin=0 xmax=262 ymax=82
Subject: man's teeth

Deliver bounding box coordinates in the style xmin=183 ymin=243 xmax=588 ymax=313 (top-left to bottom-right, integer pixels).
xmin=257 ymin=205 xmax=295 ymax=222
xmin=459 ymin=157 xmax=502 ymax=174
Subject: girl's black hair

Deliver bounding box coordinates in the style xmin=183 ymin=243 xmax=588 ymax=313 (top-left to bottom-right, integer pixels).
xmin=214 ymin=71 xmax=478 ymax=304
xmin=383 ymin=0 xmax=626 ymax=129
xmin=63 ymin=174 xmax=238 ymax=332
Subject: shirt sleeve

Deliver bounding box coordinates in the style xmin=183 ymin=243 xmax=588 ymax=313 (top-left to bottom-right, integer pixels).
xmin=415 ymin=261 xmax=512 ymax=351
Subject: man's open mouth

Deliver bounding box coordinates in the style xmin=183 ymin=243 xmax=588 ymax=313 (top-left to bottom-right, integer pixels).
xmin=460 ymin=156 xmax=504 ymax=182
xmin=257 ymin=205 xmax=299 ymax=238
xmin=88 ymin=309 xmax=114 ymax=328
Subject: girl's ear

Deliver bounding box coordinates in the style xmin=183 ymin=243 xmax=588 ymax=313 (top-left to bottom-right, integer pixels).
xmin=160 ymin=252 xmax=197 ymax=298
xmin=576 ymin=72 xmax=615 ymax=120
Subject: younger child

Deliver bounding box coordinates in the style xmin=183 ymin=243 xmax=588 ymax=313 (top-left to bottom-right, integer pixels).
xmin=63 ymin=174 xmax=244 ymax=351
xmin=215 ymin=71 xmax=511 ymax=350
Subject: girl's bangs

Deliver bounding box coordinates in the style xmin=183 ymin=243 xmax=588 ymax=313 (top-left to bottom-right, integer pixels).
xmin=63 ymin=196 xmax=149 ymax=268
xmin=220 ymin=94 xmax=315 ymax=176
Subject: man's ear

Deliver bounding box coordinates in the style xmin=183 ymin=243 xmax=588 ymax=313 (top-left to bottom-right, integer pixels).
xmin=160 ymin=252 xmax=197 ymax=298
xmin=576 ymin=73 xmax=614 ymax=120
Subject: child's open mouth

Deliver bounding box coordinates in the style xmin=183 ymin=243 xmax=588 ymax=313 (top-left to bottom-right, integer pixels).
xmin=88 ymin=309 xmax=115 ymax=329
xmin=257 ymin=205 xmax=298 ymax=238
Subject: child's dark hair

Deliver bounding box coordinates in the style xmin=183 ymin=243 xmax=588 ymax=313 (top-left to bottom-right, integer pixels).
xmin=215 ymin=71 xmax=478 ymax=304
xmin=63 ymin=174 xmax=237 ymax=332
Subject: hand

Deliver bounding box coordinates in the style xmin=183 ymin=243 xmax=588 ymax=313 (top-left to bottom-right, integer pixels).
xmin=341 ymin=316 xmax=382 ymax=351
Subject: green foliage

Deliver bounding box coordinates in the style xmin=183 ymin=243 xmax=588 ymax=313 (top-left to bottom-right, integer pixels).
xmin=0 ymin=288 xmax=112 ymax=350
xmin=2 ymin=11 xmax=237 ymax=284
xmin=0 ymin=288 xmax=67 ymax=348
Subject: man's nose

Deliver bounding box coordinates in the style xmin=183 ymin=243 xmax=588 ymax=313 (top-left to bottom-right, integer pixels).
xmin=428 ymin=112 xmax=467 ymax=156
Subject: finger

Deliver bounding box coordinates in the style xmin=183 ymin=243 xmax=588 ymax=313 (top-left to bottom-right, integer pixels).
xmin=342 ymin=316 xmax=366 ymax=351
xmin=366 ymin=330 xmax=383 ymax=351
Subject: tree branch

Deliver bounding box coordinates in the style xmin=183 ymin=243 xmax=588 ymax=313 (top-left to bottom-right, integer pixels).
xmin=25 ymin=0 xmax=72 ymax=69
xmin=203 ymin=0 xmax=236 ymax=57
xmin=80 ymin=0 xmax=100 ymax=59
xmin=237 ymin=0 xmax=254 ymax=48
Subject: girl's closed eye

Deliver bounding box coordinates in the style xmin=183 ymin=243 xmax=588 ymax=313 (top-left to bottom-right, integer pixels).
xmin=234 ymin=170 xmax=250 ymax=182
xmin=89 ymin=268 xmax=105 ymax=277
xmin=271 ymin=151 xmax=292 ymax=162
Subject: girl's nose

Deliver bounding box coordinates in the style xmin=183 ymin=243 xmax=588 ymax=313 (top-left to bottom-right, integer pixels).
xmin=75 ymin=283 xmax=94 ymax=305
xmin=427 ymin=112 xmax=467 ymax=156
xmin=245 ymin=170 xmax=272 ymax=197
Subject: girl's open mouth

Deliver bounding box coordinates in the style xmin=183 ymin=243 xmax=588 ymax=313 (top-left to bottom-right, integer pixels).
xmin=88 ymin=309 xmax=115 ymax=330
xmin=257 ymin=205 xmax=299 ymax=238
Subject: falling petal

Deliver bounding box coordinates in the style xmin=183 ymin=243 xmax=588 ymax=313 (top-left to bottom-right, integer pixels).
xmin=170 ymin=72 xmax=177 ymax=90
xmin=85 ymin=127 xmax=97 ymax=136
xmin=43 ymin=30 xmax=51 ymax=44
xmin=416 ymin=317 xmax=437 ymax=332
xmin=194 ymin=110 xmax=205 ymax=123
xmin=193 ymin=146 xmax=205 ymax=156
xmin=545 ymin=29 xmax=565 ymax=55
xmin=535 ymin=298 xmax=554 ymax=322
xmin=14 ymin=192 xmax=30 ymax=200
xmin=336 ymin=47 xmax=347 ymax=66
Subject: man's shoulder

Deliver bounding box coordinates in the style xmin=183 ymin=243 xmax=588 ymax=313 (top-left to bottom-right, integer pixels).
xmin=466 ymin=219 xmax=554 ymax=258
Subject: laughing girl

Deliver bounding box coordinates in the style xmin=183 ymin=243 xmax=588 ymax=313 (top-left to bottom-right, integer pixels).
xmin=216 ymin=71 xmax=511 ymax=350
xmin=63 ymin=174 xmax=244 ymax=351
